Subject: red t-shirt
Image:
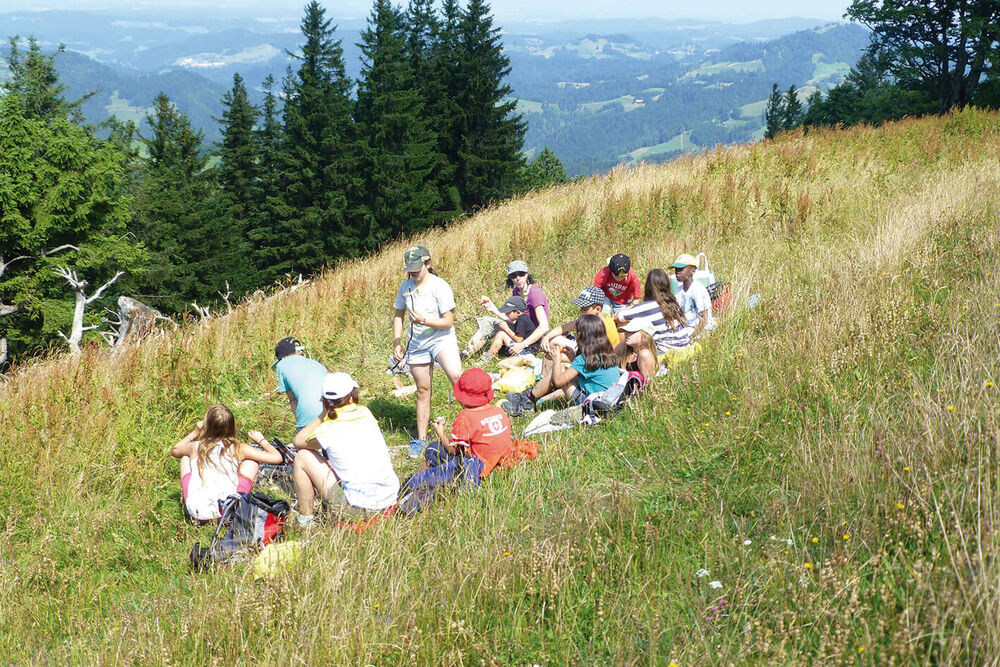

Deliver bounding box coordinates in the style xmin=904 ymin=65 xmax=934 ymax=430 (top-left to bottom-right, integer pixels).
xmin=451 ymin=405 xmax=514 ymax=478
xmin=593 ymin=267 xmax=641 ymax=305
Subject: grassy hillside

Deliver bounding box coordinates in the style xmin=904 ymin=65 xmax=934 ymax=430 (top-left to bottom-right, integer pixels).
xmin=2 ymin=109 xmax=999 ymax=663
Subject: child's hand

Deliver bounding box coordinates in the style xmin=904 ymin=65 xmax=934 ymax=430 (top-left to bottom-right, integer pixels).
xmin=247 ymin=430 xmax=265 ymax=444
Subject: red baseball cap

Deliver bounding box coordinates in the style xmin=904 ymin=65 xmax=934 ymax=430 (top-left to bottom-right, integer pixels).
xmin=452 ymin=368 xmax=494 ymax=407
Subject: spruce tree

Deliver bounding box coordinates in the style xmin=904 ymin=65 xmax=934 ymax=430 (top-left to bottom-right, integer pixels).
xmin=279 ymin=1 xmax=359 ymax=275
xmin=452 ymin=0 xmax=527 ymax=211
xmin=214 ymin=73 xmax=260 ymax=294
xmin=782 ymin=84 xmax=803 ymax=130
xmin=3 ymin=36 xmax=93 ymax=122
xmin=356 ymin=0 xmax=452 ymax=245
xmin=764 ymin=84 xmax=787 ymax=139
xmin=249 ymin=74 xmax=288 ymax=286
xmin=522 ymin=147 xmax=568 ymax=190
xmin=134 ymin=93 xmax=215 ymax=313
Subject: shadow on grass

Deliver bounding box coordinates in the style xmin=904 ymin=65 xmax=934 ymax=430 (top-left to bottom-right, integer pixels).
xmin=369 ymin=397 xmax=417 ymax=437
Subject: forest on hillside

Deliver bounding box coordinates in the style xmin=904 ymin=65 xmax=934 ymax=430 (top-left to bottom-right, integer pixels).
xmin=0 ymin=0 xmax=566 ymax=368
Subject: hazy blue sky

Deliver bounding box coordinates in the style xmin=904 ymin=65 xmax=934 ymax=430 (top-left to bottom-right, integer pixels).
xmin=6 ymin=0 xmax=853 ymax=23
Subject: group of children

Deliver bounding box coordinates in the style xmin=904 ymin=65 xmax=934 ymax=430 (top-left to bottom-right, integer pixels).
xmin=171 ymin=246 xmax=715 ymax=526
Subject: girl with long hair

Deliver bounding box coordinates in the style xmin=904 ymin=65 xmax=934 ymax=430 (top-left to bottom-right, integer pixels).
xmin=391 ymin=245 xmax=463 ymax=458
xmin=503 ymin=313 xmax=622 ymax=416
xmin=614 ymin=268 xmax=691 ymax=354
xmin=171 ymin=404 xmax=282 ymax=521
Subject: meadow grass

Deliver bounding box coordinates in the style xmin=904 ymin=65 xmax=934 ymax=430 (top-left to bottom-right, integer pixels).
xmin=2 ymin=108 xmax=999 ymax=664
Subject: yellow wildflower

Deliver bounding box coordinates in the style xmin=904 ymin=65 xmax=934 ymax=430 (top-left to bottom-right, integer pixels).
xmin=843 ymin=534 xmax=850 ymax=541
xmin=803 ymin=562 xmax=814 ymax=569
xmin=896 ymin=503 xmax=905 ymax=509
xmin=946 ymin=405 xmax=955 ymax=412
xmin=987 ymin=381 xmax=995 ymax=388
xmin=811 ymin=537 xmax=819 ymax=543
xmin=903 ymin=466 xmax=911 ymax=471
xmin=725 ymin=411 xmax=731 ymax=416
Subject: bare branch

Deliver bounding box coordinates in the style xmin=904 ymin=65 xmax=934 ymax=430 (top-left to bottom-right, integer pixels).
xmin=191 ymin=302 xmax=211 ymax=321
xmin=85 ymin=271 xmax=124 ymax=305
xmin=0 ymin=303 xmax=19 ymax=317
xmin=56 ymin=330 xmax=71 ymax=343
xmin=54 ymin=266 xmax=85 ymax=291
xmin=40 ymin=244 xmax=78 ymax=257
xmin=217 ymin=280 xmax=233 ymax=314
xmin=0 ymin=254 xmax=30 ymax=279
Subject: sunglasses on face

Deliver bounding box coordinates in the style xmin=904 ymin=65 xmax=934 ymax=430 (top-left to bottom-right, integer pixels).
xmin=510 ymin=272 xmax=527 ymax=278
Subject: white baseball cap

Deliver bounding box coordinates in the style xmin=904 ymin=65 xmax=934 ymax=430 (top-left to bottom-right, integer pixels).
xmin=322 ymin=372 xmax=359 ymax=400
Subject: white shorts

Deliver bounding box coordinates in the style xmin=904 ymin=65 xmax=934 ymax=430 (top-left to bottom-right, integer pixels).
xmin=406 ymin=333 xmax=459 ymax=366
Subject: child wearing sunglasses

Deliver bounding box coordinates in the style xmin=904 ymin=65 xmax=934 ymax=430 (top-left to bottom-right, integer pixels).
xmin=593 ymin=253 xmax=641 ymax=315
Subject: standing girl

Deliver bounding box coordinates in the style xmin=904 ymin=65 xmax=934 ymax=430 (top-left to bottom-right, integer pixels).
xmin=171 ymin=404 xmax=283 ymax=521
xmin=392 ymin=245 xmax=463 ymax=457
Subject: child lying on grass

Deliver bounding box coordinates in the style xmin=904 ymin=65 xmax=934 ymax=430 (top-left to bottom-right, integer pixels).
xmin=461 ymin=295 xmax=539 ymax=362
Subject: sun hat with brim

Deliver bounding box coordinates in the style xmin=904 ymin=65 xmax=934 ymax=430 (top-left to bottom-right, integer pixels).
xmin=506 ymin=259 xmax=529 ymax=276
xmin=452 ymin=368 xmax=494 ymax=407
xmin=274 ymin=336 xmax=302 ymax=361
xmin=670 ymin=253 xmax=698 ymax=269
xmin=322 ymin=372 xmax=359 ymax=401
xmin=497 ymin=295 xmax=527 ymax=314
xmin=403 ymin=245 xmax=431 ymax=273
xmin=621 ymin=317 xmax=657 ymax=337
xmin=571 ymin=285 xmax=606 ymax=308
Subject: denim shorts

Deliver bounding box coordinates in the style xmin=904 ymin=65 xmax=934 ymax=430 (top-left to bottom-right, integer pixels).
xmin=407 ymin=333 xmax=459 ymax=365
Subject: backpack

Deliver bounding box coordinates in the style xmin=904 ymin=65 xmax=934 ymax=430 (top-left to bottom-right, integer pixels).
xmin=584 ymin=370 xmax=646 ymax=416
xmin=189 ymin=492 xmax=290 ymax=571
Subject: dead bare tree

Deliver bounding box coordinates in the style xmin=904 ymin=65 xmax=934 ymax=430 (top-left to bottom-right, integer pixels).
xmin=217 ymin=281 xmax=233 ymax=314
xmin=191 ymin=302 xmax=211 ymax=322
xmin=1 ymin=246 xmax=78 ymax=366
xmin=53 ymin=267 xmax=124 ymax=356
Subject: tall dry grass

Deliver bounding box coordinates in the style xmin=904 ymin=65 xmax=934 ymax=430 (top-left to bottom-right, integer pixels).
xmin=1 ymin=108 xmax=999 ymax=663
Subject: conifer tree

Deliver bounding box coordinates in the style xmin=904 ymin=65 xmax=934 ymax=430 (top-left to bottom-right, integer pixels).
xmin=279 ymin=1 xmax=359 ymax=274
xmin=522 ymin=147 xmax=568 ymax=190
xmin=133 ymin=93 xmax=215 ymax=313
xmin=214 ymin=73 xmax=260 ymax=294
xmin=782 ymin=85 xmax=803 ymax=130
xmin=2 ymin=36 xmax=92 ymax=122
xmin=249 ymin=74 xmax=288 ymax=286
xmin=764 ymin=83 xmax=787 ymax=139
xmin=356 ymin=0 xmax=453 ymax=245
xmin=451 ymin=0 xmax=527 ymax=211
xmin=405 ymin=0 xmax=462 ymax=220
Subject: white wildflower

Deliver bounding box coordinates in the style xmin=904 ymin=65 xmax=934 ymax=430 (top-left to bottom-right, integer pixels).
xmin=708 ymin=580 xmax=723 ymax=589
xmin=696 ymin=568 xmax=710 ymax=578
xmin=784 ymin=538 xmax=794 ymax=546
xmin=743 ymin=539 xmax=752 ymax=546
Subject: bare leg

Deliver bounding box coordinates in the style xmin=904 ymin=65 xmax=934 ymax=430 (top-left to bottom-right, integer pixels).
xmin=237 ymin=459 xmax=260 ymax=484
xmin=463 ymin=333 xmax=487 ymax=357
xmin=293 ymin=450 xmax=337 ymax=516
xmin=488 ymin=331 xmax=513 ymax=357
xmin=410 ymin=362 xmax=434 ymax=441
xmin=435 ymin=344 xmax=463 ymax=385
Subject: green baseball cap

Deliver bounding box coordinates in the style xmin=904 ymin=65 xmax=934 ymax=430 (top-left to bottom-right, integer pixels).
xmin=402 ymin=245 xmax=431 ymax=273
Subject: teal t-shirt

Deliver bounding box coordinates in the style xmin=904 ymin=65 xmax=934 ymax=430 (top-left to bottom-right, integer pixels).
xmin=276 ymin=355 xmax=328 ymax=427
xmin=570 ymin=354 xmax=622 ymax=397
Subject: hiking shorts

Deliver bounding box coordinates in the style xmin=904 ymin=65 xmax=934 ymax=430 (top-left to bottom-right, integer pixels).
xmin=406 ymin=332 xmax=459 ymax=365
xmin=324 ymin=483 xmax=371 ymax=520
xmin=472 ymin=316 xmax=503 ymax=341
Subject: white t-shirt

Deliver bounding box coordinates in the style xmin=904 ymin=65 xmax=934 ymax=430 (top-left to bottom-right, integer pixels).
xmin=393 ymin=273 xmax=457 ymax=348
xmin=313 ymin=404 xmax=399 ymax=511
xmin=674 ymin=282 xmax=716 ymax=332
xmin=186 ymin=443 xmax=240 ymax=521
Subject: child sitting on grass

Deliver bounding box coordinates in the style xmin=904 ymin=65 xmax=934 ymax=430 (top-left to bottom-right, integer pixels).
xmin=171 ymin=404 xmax=283 ymax=522
xmin=503 ymin=313 xmax=622 ymax=417
xmin=292 ymin=372 xmax=400 ymax=527
xmin=461 ymin=295 xmax=538 ymax=362
xmin=416 ymin=368 xmax=514 ymax=482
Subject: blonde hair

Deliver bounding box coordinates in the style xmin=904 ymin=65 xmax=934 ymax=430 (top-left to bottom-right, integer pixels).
xmin=624 ymin=329 xmax=657 ymax=361
xmin=194 ymin=404 xmax=241 ymax=475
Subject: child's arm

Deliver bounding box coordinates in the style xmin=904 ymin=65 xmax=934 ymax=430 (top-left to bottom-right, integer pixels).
xmin=432 ymin=416 xmax=459 ymax=453
xmin=243 ymin=430 xmax=283 ymax=465
xmin=550 ymin=345 xmax=579 ymax=388
xmin=292 ymin=413 xmax=326 ymax=450
xmin=170 ymin=421 xmax=203 ymax=458
xmin=496 ymin=319 xmax=521 ymax=342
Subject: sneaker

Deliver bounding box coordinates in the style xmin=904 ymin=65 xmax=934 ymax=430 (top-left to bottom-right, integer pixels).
xmin=549 ymin=405 xmax=584 ymax=426
xmin=482 ymin=352 xmax=491 ymax=363
xmin=502 ymin=390 xmax=535 ymax=417
xmin=460 ymin=350 xmax=469 ymax=361
xmin=408 ymin=438 xmax=427 ymax=459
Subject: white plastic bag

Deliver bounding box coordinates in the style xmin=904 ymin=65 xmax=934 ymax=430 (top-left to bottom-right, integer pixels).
xmin=694 ymin=253 xmax=716 ymax=288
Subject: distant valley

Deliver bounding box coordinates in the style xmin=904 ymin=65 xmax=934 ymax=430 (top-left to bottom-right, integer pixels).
xmin=0 ymin=9 xmax=868 ymax=174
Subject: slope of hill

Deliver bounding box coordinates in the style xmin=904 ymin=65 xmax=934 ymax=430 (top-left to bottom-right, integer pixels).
xmin=2 ymin=110 xmax=998 ymax=662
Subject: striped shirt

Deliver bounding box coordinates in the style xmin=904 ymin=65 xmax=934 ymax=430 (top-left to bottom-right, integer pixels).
xmin=618 ymin=300 xmax=690 ymax=353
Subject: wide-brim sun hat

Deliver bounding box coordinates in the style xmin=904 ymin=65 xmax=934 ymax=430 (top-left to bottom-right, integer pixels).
xmin=452 ymin=368 xmax=494 ymax=407
xmin=670 ymin=253 xmax=698 ymax=269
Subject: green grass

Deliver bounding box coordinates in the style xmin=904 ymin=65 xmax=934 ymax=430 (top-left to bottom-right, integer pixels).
xmin=739 ymin=99 xmax=768 ymax=118
xmin=625 ymin=133 xmax=698 ymax=160
xmin=105 ymin=90 xmax=146 ymax=126
xmin=682 ymin=60 xmax=765 ymax=81
xmin=580 ymin=95 xmax=641 ymax=112
xmin=2 ymin=108 xmax=1000 ymax=663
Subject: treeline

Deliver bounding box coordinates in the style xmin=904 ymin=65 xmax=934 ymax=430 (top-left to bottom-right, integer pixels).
xmin=0 ymin=0 xmax=569 ymax=366
xmin=765 ymin=0 xmax=1000 ymax=137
